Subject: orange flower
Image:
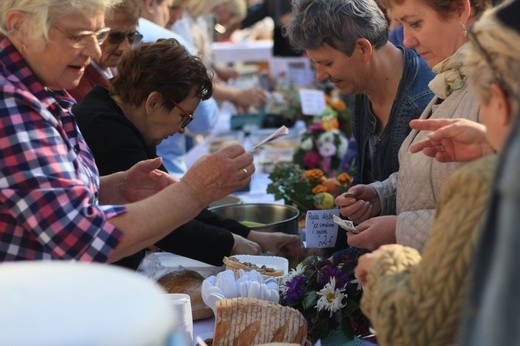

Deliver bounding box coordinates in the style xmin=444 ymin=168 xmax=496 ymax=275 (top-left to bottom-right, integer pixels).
xmin=305 ymin=169 xmax=324 ymax=181
xmin=337 ymin=172 xmax=353 ymax=185
xmin=312 ymin=184 xmax=328 ymax=194
xmin=321 ymin=117 xmax=339 ymax=131
xmin=331 ymin=99 xmax=346 ymax=112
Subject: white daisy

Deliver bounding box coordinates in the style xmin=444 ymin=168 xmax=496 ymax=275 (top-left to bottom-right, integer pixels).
xmin=316 ymin=277 xmax=347 ymax=317
xmin=300 ymin=137 xmax=313 ymax=151
xmin=283 ymin=263 xmax=306 ymax=282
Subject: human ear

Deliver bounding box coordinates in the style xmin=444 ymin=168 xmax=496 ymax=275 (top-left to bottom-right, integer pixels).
xmin=145 ymin=91 xmax=163 ymax=113
xmin=457 ymin=0 xmax=471 ymax=22
xmin=489 ymin=83 xmax=512 ymax=127
xmin=356 ymin=38 xmax=373 ymax=62
xmin=5 ymin=9 xmax=28 ymax=42
xmin=142 ymin=0 xmax=156 ymax=17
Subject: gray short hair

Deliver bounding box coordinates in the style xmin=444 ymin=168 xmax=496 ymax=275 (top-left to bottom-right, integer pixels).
xmin=466 ymin=8 xmax=520 ymax=112
xmin=285 ymin=0 xmax=389 ymax=56
xmin=0 ymin=0 xmax=121 ymax=45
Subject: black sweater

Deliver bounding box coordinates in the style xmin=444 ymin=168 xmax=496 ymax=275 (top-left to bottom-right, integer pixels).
xmin=73 ymin=86 xmax=249 ymax=269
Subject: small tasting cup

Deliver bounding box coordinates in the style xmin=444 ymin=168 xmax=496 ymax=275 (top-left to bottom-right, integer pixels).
xmin=166 ymin=293 xmax=193 ymax=344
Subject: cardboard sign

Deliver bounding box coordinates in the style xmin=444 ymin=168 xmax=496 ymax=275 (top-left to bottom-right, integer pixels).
xmin=304 ymin=209 xmax=340 ymax=248
xmin=299 ymin=89 xmax=326 ymax=116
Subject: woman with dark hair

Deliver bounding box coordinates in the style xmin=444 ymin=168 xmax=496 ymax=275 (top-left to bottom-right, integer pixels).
xmin=74 ymin=38 xmax=303 ymax=269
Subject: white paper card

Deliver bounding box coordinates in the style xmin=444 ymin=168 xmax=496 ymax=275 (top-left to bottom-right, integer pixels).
xmin=299 ymin=89 xmax=326 ymax=116
xmin=305 ymin=209 xmax=340 ymax=248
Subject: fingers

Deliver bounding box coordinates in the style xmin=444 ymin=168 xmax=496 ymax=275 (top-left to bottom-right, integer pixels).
xmin=339 ymin=199 xmax=372 ymax=224
xmin=409 ymin=118 xmax=457 ymax=131
xmin=133 ymin=157 xmax=163 ymax=172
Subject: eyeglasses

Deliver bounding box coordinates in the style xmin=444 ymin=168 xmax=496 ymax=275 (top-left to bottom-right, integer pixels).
xmin=169 ymin=98 xmax=194 ymax=129
xmin=53 ymin=26 xmax=111 ymax=49
xmin=107 ymin=30 xmax=143 ymax=46
xmin=467 ymin=25 xmax=510 ymax=97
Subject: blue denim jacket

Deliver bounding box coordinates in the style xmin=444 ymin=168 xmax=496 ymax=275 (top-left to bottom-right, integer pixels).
xmin=349 ymin=47 xmax=435 ymax=184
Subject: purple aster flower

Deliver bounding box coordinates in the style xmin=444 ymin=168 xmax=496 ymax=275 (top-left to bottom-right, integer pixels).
xmin=320 ymin=263 xmax=349 ymax=289
xmin=283 ymin=275 xmax=306 ymax=304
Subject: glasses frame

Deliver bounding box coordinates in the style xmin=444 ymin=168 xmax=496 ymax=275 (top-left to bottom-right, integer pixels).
xmin=467 ymin=25 xmax=510 ymax=98
xmin=53 ymin=26 xmax=111 ymax=49
xmin=169 ymin=98 xmax=194 ymax=129
xmin=107 ymin=30 xmax=143 ymax=46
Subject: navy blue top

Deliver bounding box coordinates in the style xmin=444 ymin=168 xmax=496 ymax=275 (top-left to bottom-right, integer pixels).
xmin=349 ymin=46 xmax=435 ymax=185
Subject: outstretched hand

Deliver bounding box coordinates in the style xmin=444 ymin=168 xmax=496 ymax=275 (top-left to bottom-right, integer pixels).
xmin=247 ymin=231 xmax=305 ymax=260
xmin=409 ymin=118 xmax=493 ymax=162
xmin=121 ymin=157 xmax=177 ymax=202
xmin=355 ymin=244 xmax=400 ymax=285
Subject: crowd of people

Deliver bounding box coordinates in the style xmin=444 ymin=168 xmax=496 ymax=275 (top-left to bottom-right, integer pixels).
xmin=0 ymin=0 xmax=519 ymax=344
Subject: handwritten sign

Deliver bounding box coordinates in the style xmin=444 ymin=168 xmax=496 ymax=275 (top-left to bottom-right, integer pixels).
xmin=299 ymin=89 xmax=326 ymax=116
xmin=304 ymin=209 xmax=340 ymax=248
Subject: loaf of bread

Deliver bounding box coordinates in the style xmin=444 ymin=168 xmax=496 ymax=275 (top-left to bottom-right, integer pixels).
xmin=157 ymin=269 xmax=213 ymax=320
xmin=213 ymin=297 xmax=308 ymax=346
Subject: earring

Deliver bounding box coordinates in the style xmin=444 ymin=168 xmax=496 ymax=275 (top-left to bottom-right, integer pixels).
xmin=461 ymin=23 xmax=468 ymax=38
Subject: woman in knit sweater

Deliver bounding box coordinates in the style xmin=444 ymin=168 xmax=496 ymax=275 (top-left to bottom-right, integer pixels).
xmin=353 ymin=2 xmax=520 ymax=345
xmin=335 ymin=0 xmax=490 ymax=252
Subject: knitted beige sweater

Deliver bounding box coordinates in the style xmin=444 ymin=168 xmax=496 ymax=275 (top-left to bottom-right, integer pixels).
xmin=361 ymin=155 xmax=497 ymax=346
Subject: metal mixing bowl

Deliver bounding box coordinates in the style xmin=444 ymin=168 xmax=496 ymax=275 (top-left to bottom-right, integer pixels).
xmin=209 ymin=203 xmax=300 ymax=235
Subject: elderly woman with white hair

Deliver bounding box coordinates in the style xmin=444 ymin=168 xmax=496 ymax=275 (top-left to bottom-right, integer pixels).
xmin=354 ymin=0 xmax=520 ymax=344
xmin=0 ymin=0 xmax=254 ymax=262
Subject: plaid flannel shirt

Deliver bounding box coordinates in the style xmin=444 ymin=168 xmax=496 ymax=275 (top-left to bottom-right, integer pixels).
xmin=0 ymin=37 xmax=125 ymax=262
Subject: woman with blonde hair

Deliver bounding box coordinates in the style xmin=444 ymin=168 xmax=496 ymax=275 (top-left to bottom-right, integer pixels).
xmin=0 ymin=0 xmax=253 ymax=262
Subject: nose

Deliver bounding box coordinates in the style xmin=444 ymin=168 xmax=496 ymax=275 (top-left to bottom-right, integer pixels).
xmin=402 ymin=27 xmax=418 ymax=49
xmin=314 ymin=65 xmax=329 ymax=82
xmin=83 ymin=38 xmax=102 ymax=60
xmin=119 ymin=37 xmax=132 ymax=51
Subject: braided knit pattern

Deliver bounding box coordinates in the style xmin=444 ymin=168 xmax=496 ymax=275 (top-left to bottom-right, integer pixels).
xmin=361 ymin=155 xmax=497 ymax=346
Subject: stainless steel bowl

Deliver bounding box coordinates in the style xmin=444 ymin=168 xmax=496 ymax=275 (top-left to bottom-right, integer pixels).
xmin=209 ymin=203 xmax=300 ymax=235
xmin=208 ymin=195 xmax=243 ymax=209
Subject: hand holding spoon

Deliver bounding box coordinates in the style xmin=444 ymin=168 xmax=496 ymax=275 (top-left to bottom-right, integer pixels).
xmin=249 ymin=125 xmax=289 ymax=153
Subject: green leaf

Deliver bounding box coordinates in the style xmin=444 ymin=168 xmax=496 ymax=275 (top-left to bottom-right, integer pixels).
xmin=303 ymin=291 xmax=318 ymax=310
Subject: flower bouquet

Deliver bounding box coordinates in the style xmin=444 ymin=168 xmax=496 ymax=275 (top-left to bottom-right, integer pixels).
xmin=266 ymin=162 xmax=353 ymax=216
xmin=280 ymin=248 xmax=371 ymax=343
xmin=293 ymin=120 xmax=349 ymax=178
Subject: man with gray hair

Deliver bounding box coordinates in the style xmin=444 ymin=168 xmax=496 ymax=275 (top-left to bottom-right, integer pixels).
xmin=286 ymin=0 xmax=434 ymax=251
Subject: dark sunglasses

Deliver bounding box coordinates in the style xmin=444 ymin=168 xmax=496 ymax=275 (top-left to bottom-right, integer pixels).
xmin=107 ymin=30 xmax=143 ymax=46
xmin=467 ymin=25 xmax=510 ymax=97
xmin=169 ymin=99 xmax=194 ymax=129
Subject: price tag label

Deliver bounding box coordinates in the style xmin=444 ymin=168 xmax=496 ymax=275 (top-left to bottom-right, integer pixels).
xmin=299 ymin=89 xmax=326 ymax=116
xmin=304 ymin=209 xmax=340 ymax=248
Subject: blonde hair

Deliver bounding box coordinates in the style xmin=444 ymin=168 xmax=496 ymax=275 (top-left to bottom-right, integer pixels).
xmin=180 ymin=0 xmax=223 ymax=17
xmin=466 ymin=8 xmax=520 ymax=113
xmin=221 ymin=0 xmax=247 ymax=22
xmin=0 ymin=0 xmax=121 ymax=49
